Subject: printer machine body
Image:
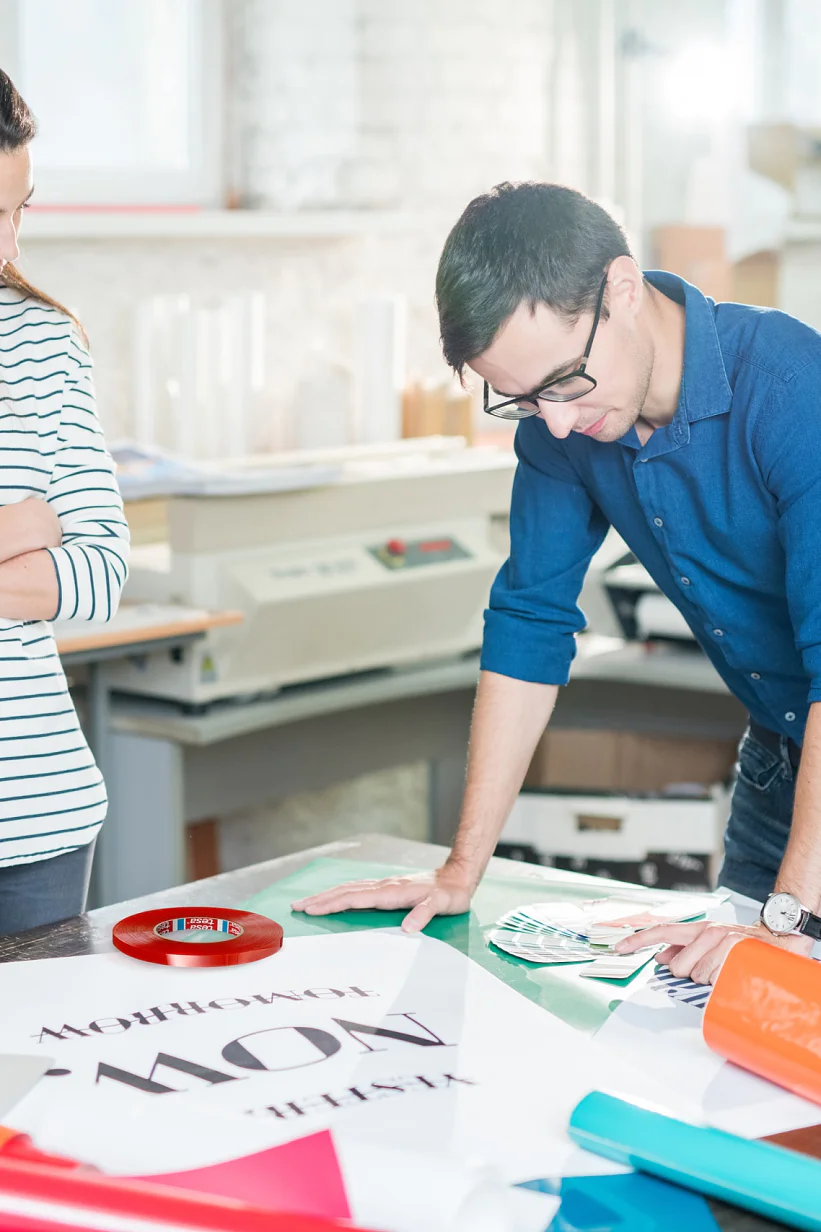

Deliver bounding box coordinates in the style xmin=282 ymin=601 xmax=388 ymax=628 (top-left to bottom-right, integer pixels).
xmin=110 ymin=438 xmax=517 ymax=706
xmin=581 ymin=528 xmax=697 ymax=644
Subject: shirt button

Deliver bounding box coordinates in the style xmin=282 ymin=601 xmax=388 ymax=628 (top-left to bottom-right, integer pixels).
xmin=786 ymin=712 xmax=796 ymax=722
xmin=653 ymin=517 xmax=664 ymax=527
xmin=751 ymin=672 xmax=761 ymax=680
xmin=681 ymin=576 xmax=691 ymax=586
xmin=713 ymin=629 xmax=724 ymax=637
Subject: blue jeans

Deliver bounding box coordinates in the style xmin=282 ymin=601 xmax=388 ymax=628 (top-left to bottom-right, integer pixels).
xmin=718 ymin=729 xmax=796 ymax=903
xmin=0 ymin=842 xmax=95 ymax=936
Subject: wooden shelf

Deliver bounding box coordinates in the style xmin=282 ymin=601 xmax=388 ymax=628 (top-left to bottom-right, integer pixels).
xmin=22 ymin=208 xmax=407 ymax=241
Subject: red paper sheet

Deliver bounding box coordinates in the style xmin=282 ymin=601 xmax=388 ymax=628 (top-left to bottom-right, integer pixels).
xmin=131 ymin=1130 xmax=350 ymax=1222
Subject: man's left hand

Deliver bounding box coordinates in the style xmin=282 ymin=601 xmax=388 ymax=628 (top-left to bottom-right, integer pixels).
xmin=614 ymin=919 xmax=814 ymax=985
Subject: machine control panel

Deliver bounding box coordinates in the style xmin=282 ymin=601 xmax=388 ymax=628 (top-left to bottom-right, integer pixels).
xmin=370 ymin=535 xmax=471 ymax=570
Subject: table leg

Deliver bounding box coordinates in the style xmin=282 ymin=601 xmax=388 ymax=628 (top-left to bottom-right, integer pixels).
xmin=98 ymin=730 xmax=186 ymax=905
xmin=428 ymin=753 xmax=467 ymax=847
xmin=85 ymin=661 xmax=110 ymax=909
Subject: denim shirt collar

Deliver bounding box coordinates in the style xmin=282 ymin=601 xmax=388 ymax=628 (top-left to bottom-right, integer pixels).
xmin=620 ymin=270 xmax=733 ymax=457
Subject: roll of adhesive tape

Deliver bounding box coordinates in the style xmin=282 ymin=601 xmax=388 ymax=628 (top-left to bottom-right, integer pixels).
xmin=112 ymin=907 xmax=283 ymax=968
xmin=704 ymin=936 xmax=821 ymax=1105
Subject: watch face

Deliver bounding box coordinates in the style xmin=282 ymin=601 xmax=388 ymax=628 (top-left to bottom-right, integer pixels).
xmin=764 ymin=893 xmax=802 ymax=934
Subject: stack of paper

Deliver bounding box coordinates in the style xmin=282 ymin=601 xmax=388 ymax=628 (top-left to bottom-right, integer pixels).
xmin=488 ymin=893 xmax=721 ymax=979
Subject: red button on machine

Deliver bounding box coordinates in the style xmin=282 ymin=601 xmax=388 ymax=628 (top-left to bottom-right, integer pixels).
xmin=386 ymin=538 xmax=406 ymax=556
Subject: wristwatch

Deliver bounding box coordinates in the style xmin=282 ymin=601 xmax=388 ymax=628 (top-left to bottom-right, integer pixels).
xmin=760 ymin=892 xmax=821 ymax=940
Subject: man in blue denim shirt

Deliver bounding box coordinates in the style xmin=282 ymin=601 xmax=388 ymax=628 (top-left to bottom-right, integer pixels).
xmin=294 ymin=183 xmax=820 ymax=983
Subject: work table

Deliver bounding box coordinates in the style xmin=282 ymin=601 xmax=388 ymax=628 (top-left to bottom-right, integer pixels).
xmin=0 ymin=834 xmax=804 ymax=1230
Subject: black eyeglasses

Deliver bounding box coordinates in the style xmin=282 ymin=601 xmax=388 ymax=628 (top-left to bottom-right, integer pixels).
xmin=483 ymin=274 xmax=608 ymax=420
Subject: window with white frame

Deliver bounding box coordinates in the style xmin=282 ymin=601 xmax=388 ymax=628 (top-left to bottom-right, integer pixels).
xmin=0 ymin=0 xmax=223 ymax=206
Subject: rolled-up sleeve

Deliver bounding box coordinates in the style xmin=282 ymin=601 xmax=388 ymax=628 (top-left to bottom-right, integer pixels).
xmin=46 ymin=329 xmax=130 ymax=622
xmin=754 ymin=357 xmax=821 ymax=703
xmin=480 ymin=419 xmax=609 ymax=685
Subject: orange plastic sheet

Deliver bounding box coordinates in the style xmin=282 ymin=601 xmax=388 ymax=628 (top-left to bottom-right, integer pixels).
xmin=704 ymin=937 xmax=821 ymax=1105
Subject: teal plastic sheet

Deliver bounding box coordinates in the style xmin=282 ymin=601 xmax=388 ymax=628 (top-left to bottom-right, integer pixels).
xmin=245 ymin=857 xmax=651 ymax=1033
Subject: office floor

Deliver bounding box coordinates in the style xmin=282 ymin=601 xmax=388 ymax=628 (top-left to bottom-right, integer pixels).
xmin=217 ymin=761 xmax=430 ymax=872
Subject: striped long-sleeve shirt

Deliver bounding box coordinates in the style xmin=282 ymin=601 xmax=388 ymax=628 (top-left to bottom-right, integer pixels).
xmin=0 ymin=286 xmax=129 ymax=866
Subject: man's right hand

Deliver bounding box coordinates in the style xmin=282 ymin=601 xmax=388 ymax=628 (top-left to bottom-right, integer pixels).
xmin=292 ymin=866 xmax=475 ymax=934
xmin=0 ymin=497 xmax=62 ymax=561
xmin=292 ymin=672 xmax=559 ymax=936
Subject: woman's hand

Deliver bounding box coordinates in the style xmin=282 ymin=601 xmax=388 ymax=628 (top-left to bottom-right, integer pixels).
xmin=0 ymin=497 xmax=62 ymax=562
xmin=292 ymin=866 xmax=475 ymax=934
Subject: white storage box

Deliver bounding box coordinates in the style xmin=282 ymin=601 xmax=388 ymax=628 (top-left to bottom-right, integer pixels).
xmin=500 ymin=787 xmax=730 ymax=890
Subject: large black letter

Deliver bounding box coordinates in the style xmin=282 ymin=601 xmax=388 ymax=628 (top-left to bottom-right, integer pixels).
xmin=96 ymin=1052 xmax=240 ymax=1095
xmin=331 ymin=1012 xmax=451 ymax=1055
xmin=222 ymin=1026 xmax=341 ymax=1072
xmin=33 ymin=1024 xmax=90 ymax=1043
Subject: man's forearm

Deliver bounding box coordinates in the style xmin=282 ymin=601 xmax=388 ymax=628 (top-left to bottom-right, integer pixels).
xmin=775 ymin=700 xmax=821 ymax=912
xmin=445 ymin=670 xmax=558 ymax=888
xmin=0 ymin=550 xmax=59 ymax=621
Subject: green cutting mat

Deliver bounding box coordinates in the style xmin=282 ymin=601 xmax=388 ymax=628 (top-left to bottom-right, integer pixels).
xmin=244 ymin=857 xmax=650 ymax=1033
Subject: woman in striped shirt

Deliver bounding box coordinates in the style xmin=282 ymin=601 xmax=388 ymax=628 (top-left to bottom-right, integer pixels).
xmin=0 ymin=72 xmax=129 ymax=934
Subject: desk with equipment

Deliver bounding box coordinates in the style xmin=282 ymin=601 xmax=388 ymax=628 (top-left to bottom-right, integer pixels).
xmin=97 ymin=438 xmax=516 ymax=904
xmin=0 ymin=834 xmax=815 ymax=1232
xmin=91 ymin=439 xmax=744 ymax=906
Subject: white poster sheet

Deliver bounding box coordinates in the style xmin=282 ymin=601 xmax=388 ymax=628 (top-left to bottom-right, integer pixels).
xmin=0 ymin=931 xmax=687 ymax=1183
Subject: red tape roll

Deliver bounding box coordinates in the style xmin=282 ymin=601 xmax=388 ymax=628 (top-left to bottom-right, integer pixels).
xmin=112 ymin=907 xmax=284 ymax=967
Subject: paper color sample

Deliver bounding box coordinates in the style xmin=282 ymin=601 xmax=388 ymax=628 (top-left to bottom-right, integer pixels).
xmin=498 ymin=894 xmax=720 ymax=947
xmin=133 ymin=1130 xmax=350 ymax=1221
xmin=578 ymin=950 xmax=660 ymax=981
xmin=705 ymin=937 xmax=821 ymax=1107
xmin=520 ymin=1173 xmax=720 ymax=1231
xmin=0 ymin=931 xmax=687 ymax=1183
xmin=649 ymin=966 xmax=712 ymax=1010
xmin=0 ymin=1157 xmax=361 ymax=1232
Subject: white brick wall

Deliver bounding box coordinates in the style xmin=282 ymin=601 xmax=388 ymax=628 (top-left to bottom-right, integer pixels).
xmin=18 ymin=0 xmax=553 ymax=444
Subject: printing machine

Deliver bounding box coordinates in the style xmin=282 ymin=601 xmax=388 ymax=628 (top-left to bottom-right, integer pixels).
xmin=580 ymin=529 xmax=696 ymax=644
xmin=110 ymin=437 xmax=517 ymax=707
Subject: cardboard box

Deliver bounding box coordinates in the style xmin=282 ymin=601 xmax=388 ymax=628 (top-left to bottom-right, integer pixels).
xmin=747 ymin=123 xmax=821 ymax=192
xmin=402 ymin=380 xmax=473 ymax=443
xmin=732 ymin=250 xmax=779 ymax=308
xmin=123 ymin=498 xmax=167 ymax=546
xmin=525 ymin=728 xmax=738 ymax=795
xmin=652 ymin=226 xmax=733 ymax=301
xmin=747 ymin=124 xmax=821 ymax=216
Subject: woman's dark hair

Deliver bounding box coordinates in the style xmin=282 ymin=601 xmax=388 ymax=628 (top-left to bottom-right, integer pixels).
xmin=0 ymin=69 xmax=87 ymax=342
xmin=436 ymin=181 xmax=633 ymax=376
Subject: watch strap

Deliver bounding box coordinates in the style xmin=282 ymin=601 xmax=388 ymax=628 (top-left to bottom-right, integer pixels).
xmin=799 ymin=910 xmax=821 ymax=942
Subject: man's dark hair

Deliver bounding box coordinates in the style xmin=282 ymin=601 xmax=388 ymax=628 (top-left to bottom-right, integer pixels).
xmin=436 ymin=181 xmax=633 ymax=376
